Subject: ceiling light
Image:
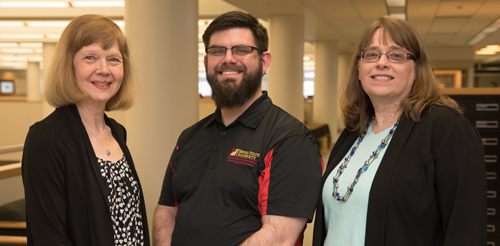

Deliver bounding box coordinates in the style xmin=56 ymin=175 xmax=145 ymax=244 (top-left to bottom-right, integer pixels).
xmin=2 ymin=56 xmax=27 ymax=62
xmin=0 ymin=2 xmax=69 ymax=7
xmin=0 ymin=21 xmax=24 ymax=27
xmin=46 ymin=34 xmax=61 ymax=39
xmin=114 ymin=21 xmax=124 ymax=27
xmin=468 ymin=17 xmax=500 ymax=45
xmin=0 ymin=43 xmax=18 ymax=48
xmin=0 ymin=34 xmax=44 ymax=39
xmin=27 ymin=56 xmax=43 ymax=62
xmin=476 ymin=50 xmax=497 ymax=55
xmin=386 ymin=0 xmax=405 ymax=7
xmin=19 ymin=43 xmax=43 ymax=48
xmin=390 ymin=13 xmax=406 ymax=20
xmin=26 ymin=21 xmax=70 ymax=27
xmin=71 ymin=1 xmax=124 ymax=7
xmin=1 ymin=48 xmax=34 ymax=53
xmin=1 ymin=61 xmax=27 ymax=67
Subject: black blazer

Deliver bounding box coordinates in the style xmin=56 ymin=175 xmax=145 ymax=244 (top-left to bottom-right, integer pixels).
xmin=22 ymin=104 xmax=150 ymax=246
xmin=313 ymin=105 xmax=486 ymax=246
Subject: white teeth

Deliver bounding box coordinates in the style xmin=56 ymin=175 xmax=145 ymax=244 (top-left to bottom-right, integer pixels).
xmin=222 ymin=71 xmax=238 ymax=75
xmin=93 ymin=82 xmax=109 ymax=86
xmin=374 ymin=76 xmax=392 ymax=80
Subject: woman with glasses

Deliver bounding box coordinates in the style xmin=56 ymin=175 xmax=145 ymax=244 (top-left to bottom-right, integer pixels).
xmin=313 ymin=16 xmax=486 ymax=245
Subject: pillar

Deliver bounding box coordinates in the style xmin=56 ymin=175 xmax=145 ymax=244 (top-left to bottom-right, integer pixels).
xmin=313 ymin=41 xmax=338 ymax=142
xmin=26 ymin=62 xmax=41 ymax=102
xmin=124 ymin=0 xmax=199 ymax=233
xmin=267 ymin=14 xmax=305 ymax=121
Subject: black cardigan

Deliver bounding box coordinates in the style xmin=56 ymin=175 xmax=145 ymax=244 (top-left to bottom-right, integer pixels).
xmin=22 ymin=104 xmax=150 ymax=245
xmin=313 ymin=105 xmax=486 ymax=246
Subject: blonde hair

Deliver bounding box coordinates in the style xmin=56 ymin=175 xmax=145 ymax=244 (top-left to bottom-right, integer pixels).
xmin=341 ymin=16 xmax=460 ymax=134
xmin=44 ymin=14 xmax=134 ymax=111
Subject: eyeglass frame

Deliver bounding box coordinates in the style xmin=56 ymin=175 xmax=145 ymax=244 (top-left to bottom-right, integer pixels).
xmin=357 ymin=50 xmax=417 ymax=63
xmin=205 ymin=45 xmax=262 ymax=57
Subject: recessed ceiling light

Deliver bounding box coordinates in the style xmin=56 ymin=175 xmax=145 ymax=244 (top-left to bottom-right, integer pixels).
xmin=71 ymin=1 xmax=124 ymax=7
xmin=0 ymin=2 xmax=69 ymax=7
xmin=0 ymin=43 xmax=19 ymax=48
xmin=46 ymin=34 xmax=61 ymax=39
xmin=19 ymin=43 xmax=43 ymax=48
xmin=0 ymin=34 xmax=44 ymax=39
xmin=1 ymin=48 xmax=34 ymax=53
xmin=26 ymin=21 xmax=70 ymax=27
xmin=0 ymin=21 xmax=24 ymax=27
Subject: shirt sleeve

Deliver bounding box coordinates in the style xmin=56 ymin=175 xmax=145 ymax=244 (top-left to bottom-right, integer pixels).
xmin=22 ymin=123 xmax=74 ymax=245
xmin=435 ymin=117 xmax=487 ymax=245
xmin=260 ymin=134 xmax=323 ymax=221
xmin=158 ymin=145 xmax=178 ymax=207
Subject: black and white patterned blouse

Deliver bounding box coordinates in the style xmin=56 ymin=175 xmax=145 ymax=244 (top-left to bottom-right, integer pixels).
xmin=99 ymin=155 xmax=144 ymax=246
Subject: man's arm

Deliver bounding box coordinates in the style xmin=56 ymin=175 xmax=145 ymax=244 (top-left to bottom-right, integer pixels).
xmin=240 ymin=214 xmax=307 ymax=246
xmin=153 ymin=204 xmax=178 ymax=246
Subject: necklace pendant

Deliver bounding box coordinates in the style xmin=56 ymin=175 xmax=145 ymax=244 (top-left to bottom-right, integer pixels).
xmin=106 ymin=149 xmax=110 ymax=156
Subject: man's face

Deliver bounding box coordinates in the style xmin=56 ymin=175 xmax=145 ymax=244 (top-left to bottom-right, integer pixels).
xmin=204 ymin=27 xmax=271 ymax=109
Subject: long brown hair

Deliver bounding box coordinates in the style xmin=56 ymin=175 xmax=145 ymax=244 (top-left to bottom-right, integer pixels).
xmin=341 ymin=16 xmax=459 ymax=134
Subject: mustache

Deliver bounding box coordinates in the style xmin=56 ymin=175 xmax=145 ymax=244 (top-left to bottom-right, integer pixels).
xmin=215 ymin=64 xmax=246 ymax=73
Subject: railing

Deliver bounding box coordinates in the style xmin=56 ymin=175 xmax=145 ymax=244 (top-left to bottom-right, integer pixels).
xmin=0 ymin=144 xmax=23 ymax=179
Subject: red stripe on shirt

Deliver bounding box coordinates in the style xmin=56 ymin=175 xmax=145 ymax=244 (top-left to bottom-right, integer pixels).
xmin=170 ymin=162 xmax=174 ymax=172
xmin=258 ymin=149 xmax=273 ymax=215
xmin=320 ymin=156 xmax=324 ymax=172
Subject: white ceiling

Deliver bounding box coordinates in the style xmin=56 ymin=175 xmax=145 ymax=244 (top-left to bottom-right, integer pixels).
xmin=0 ymin=0 xmax=499 ymax=69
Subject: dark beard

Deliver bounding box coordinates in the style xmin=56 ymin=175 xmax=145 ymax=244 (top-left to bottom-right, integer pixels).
xmin=207 ymin=63 xmax=262 ymax=109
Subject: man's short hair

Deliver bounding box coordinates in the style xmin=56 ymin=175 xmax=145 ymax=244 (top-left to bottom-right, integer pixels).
xmin=202 ymin=11 xmax=269 ymax=53
xmin=44 ymin=14 xmax=134 ymax=111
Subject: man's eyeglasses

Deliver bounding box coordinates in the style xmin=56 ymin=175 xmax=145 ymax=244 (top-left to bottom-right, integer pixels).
xmin=358 ymin=50 xmax=416 ymax=63
xmin=205 ymin=46 xmax=261 ymax=57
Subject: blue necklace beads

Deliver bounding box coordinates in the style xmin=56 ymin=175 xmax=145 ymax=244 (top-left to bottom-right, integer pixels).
xmin=332 ymin=115 xmax=401 ymax=202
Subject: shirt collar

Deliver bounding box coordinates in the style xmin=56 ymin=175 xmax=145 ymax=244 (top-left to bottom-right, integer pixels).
xmin=204 ymin=91 xmax=272 ymax=129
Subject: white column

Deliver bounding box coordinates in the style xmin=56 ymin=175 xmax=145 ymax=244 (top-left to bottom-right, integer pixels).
xmin=42 ymin=43 xmax=56 ymax=116
xmin=26 ymin=62 xmax=41 ymax=102
xmin=336 ymin=52 xmax=353 ymax=133
xmin=124 ymin=0 xmax=199 ymax=232
xmin=267 ymin=14 xmax=305 ymax=121
xmin=313 ymin=41 xmax=338 ymax=142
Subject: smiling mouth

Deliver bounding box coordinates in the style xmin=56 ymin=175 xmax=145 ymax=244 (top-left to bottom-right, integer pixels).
xmin=92 ymin=82 xmax=111 ymax=86
xmin=372 ymin=75 xmax=393 ymax=80
xmin=220 ymin=70 xmax=240 ymax=75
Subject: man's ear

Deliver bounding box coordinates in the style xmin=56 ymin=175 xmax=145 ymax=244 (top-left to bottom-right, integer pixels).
xmin=261 ymin=51 xmax=272 ymax=75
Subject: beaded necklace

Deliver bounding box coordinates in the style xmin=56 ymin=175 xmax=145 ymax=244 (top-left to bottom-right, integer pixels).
xmin=332 ymin=115 xmax=401 ymax=202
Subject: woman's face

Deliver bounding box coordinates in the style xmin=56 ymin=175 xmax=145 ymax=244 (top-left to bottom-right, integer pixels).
xmin=358 ymin=28 xmax=416 ymax=106
xmin=73 ymin=41 xmax=123 ymax=107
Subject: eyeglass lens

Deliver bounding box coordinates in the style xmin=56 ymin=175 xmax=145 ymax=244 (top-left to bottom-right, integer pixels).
xmin=362 ymin=50 xmax=409 ymax=62
xmin=207 ymin=46 xmax=255 ymax=56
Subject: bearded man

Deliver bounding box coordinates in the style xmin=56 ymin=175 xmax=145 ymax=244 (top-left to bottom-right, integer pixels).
xmin=153 ymin=11 xmax=323 ymax=246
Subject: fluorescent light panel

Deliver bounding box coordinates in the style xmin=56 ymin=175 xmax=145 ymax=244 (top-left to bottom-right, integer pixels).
xmin=19 ymin=43 xmax=43 ymax=48
xmin=26 ymin=21 xmax=70 ymax=27
xmin=0 ymin=21 xmax=24 ymax=27
xmin=71 ymin=1 xmax=124 ymax=7
xmin=0 ymin=34 xmax=44 ymax=39
xmin=0 ymin=2 xmax=69 ymax=7
xmin=0 ymin=43 xmax=18 ymax=47
xmin=1 ymin=48 xmax=34 ymax=53
xmin=469 ymin=17 xmax=500 ymax=45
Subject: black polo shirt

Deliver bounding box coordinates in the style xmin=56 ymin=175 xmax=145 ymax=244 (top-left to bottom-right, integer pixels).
xmin=158 ymin=91 xmax=323 ymax=246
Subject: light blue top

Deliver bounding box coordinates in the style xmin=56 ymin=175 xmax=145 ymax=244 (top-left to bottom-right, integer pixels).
xmin=322 ymin=124 xmax=394 ymax=246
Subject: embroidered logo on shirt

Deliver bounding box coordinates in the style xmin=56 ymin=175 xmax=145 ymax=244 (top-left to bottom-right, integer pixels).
xmin=228 ymin=148 xmax=260 ymax=167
